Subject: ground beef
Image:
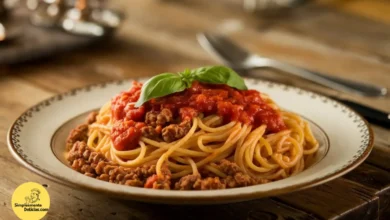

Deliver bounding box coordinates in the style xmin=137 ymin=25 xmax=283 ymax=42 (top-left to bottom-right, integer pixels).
xmin=145 ymin=108 xmax=173 ymax=127
xmin=223 ymin=173 xmax=255 ymax=188
xmin=157 ymin=108 xmax=173 ymax=125
xmin=160 ymin=164 xmax=172 ymax=189
xmin=153 ymin=175 xmax=171 ymax=189
xmin=174 ymin=174 xmax=201 ymax=190
xmin=214 ymin=159 xmax=242 ymax=176
xmin=144 ymin=164 xmax=171 ymax=189
xmin=142 ymin=108 xmax=191 ymax=142
xmin=141 ymin=126 xmax=160 ymax=141
xmin=66 ymin=141 xmax=171 ymax=188
xmin=175 ymin=160 xmax=258 ymax=189
xmin=66 ymin=141 xmax=91 ymax=162
xmin=66 ymin=124 xmax=89 ymax=151
xmin=174 ymin=174 xmax=226 ymax=190
xmin=145 ymin=111 xmax=158 ymax=126
xmin=196 ymin=177 xmax=226 ymax=190
xmin=161 ymin=120 xmax=191 ymax=143
xmin=215 ymin=160 xmax=258 ymax=187
xmin=86 ymin=111 xmax=98 ymax=124
xmin=67 ymin=142 xmax=260 ymax=190
xmin=67 ymin=141 xmax=106 ymax=178
xmin=67 ymin=142 xmax=261 ymax=189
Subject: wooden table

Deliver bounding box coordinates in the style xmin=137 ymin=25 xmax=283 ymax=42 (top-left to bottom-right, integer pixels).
xmin=1 ymin=0 xmax=390 ymax=219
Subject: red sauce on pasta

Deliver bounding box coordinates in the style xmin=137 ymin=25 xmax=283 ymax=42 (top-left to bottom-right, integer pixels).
xmin=111 ymin=81 xmax=286 ymax=150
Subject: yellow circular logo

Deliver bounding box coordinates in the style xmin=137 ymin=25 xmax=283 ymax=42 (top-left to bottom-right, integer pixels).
xmin=11 ymin=182 xmax=50 ymax=220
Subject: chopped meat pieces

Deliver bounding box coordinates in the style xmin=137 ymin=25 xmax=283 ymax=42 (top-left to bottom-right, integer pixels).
xmin=66 ymin=141 xmax=171 ymax=188
xmin=215 ymin=159 xmax=257 ymax=187
xmin=174 ymin=174 xmax=201 ymax=190
xmin=174 ymin=174 xmax=226 ymax=190
xmin=145 ymin=175 xmax=158 ymax=188
xmin=141 ymin=126 xmax=160 ymax=141
xmin=86 ymin=111 xmax=98 ymax=124
xmin=153 ymin=175 xmax=171 ymax=189
xmin=67 ymin=142 xmax=260 ymax=190
xmin=152 ymin=164 xmax=171 ymax=189
xmin=142 ymin=108 xmax=191 ymax=142
xmin=145 ymin=108 xmax=173 ymax=126
xmin=145 ymin=111 xmax=158 ymax=126
xmin=161 ymin=120 xmax=191 ymax=143
xmin=66 ymin=124 xmax=88 ymax=150
xmin=196 ymin=177 xmax=226 ymax=190
xmin=214 ymin=159 xmax=242 ymax=176
xmin=157 ymin=108 xmax=173 ymax=126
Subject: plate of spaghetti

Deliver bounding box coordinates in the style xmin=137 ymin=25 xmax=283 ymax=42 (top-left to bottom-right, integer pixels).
xmin=7 ymin=66 xmax=373 ymax=204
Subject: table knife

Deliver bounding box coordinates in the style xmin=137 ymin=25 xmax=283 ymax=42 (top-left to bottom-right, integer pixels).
xmin=329 ymin=96 xmax=390 ymax=128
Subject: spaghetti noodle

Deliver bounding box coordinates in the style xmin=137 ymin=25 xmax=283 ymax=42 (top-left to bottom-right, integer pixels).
xmin=65 ymin=80 xmax=319 ymax=190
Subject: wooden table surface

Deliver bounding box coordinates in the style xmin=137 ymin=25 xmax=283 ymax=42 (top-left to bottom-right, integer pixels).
xmin=1 ymin=0 xmax=390 ymax=219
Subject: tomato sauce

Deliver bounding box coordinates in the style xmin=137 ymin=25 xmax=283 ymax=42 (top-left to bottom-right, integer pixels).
xmin=111 ymin=81 xmax=286 ymax=151
xmin=110 ymin=81 xmax=145 ymax=150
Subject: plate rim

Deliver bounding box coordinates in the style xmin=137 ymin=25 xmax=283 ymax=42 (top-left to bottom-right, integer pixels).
xmin=6 ymin=78 xmax=375 ymax=203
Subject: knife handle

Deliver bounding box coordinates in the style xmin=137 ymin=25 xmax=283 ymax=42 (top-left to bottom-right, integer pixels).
xmin=332 ymin=97 xmax=390 ymax=128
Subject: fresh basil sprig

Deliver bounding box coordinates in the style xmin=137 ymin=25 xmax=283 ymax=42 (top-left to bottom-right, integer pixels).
xmin=192 ymin=66 xmax=247 ymax=90
xmin=135 ymin=66 xmax=247 ymax=107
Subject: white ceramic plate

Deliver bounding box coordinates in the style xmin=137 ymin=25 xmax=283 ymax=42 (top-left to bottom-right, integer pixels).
xmin=7 ymin=78 xmax=373 ymax=204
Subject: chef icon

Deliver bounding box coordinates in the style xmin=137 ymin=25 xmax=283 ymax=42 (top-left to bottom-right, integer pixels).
xmin=24 ymin=188 xmax=40 ymax=204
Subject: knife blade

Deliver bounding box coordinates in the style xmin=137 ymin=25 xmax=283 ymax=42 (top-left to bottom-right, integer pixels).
xmin=329 ymin=95 xmax=390 ymax=128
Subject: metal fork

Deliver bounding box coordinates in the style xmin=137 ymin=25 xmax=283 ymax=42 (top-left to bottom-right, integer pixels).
xmin=197 ymin=32 xmax=387 ymax=97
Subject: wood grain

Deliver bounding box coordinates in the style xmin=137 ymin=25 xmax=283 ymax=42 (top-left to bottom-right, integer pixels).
xmin=318 ymin=0 xmax=390 ymax=24
xmin=1 ymin=0 xmax=390 ymax=219
xmin=344 ymin=163 xmax=390 ymax=218
xmin=277 ymin=178 xmax=379 ymax=219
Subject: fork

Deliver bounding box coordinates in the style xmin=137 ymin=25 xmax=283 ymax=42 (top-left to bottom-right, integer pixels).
xmin=197 ymin=32 xmax=387 ymax=97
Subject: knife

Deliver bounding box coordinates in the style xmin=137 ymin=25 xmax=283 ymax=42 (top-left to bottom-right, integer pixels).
xmin=328 ymin=96 xmax=390 ymax=128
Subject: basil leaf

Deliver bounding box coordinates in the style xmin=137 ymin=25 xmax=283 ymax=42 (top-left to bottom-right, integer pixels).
xmin=134 ymin=66 xmax=247 ymax=107
xmin=192 ymin=66 xmax=248 ymax=90
xmin=135 ymin=73 xmax=187 ymax=107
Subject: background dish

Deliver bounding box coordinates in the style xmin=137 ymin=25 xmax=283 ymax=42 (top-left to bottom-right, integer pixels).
xmin=7 ymin=78 xmax=373 ymax=204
